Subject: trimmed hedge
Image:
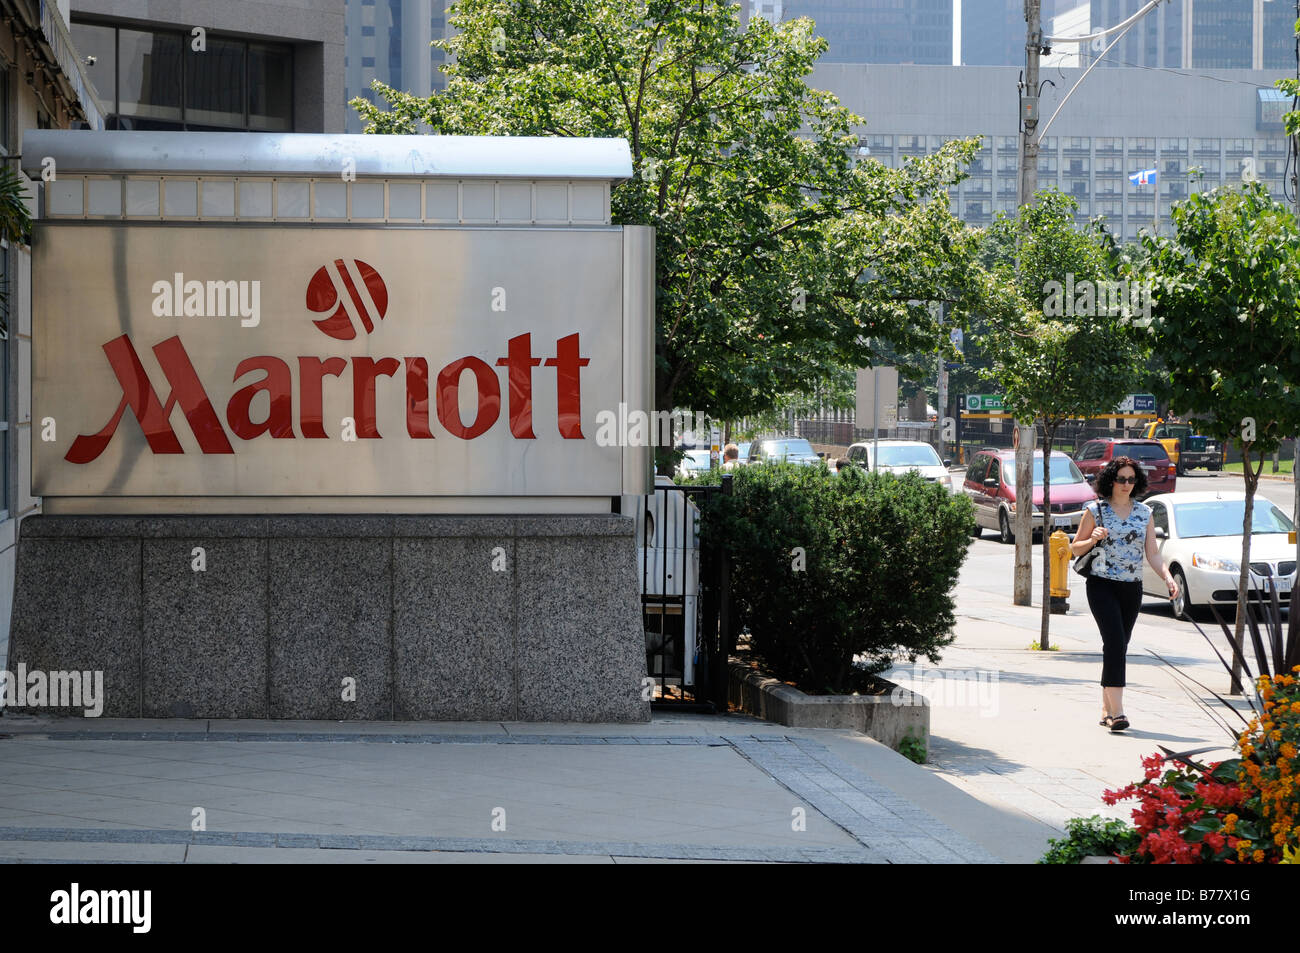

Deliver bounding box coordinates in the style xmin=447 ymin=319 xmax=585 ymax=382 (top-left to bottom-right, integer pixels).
xmin=698 ymin=463 xmax=974 ymax=695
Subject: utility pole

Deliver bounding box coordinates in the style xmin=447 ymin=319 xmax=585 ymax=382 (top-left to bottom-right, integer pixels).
xmin=1013 ymin=0 xmax=1042 ymax=606
xmin=934 ymin=301 xmax=948 ymax=460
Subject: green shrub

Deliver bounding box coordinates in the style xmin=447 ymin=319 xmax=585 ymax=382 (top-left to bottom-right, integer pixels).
xmin=1038 ymin=815 xmax=1139 ymax=864
xmin=698 ymin=463 xmax=974 ymax=694
xmin=899 ymin=728 xmax=927 ymax=764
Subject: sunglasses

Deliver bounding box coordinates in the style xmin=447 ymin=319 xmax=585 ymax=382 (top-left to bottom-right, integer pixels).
xmin=1114 ymin=476 xmax=1138 ymax=484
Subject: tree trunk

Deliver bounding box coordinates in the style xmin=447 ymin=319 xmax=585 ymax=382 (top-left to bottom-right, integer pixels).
xmin=1014 ymin=422 xmax=1036 ymax=605
xmin=1040 ymin=426 xmax=1055 ymax=650
xmin=1231 ymin=444 xmax=1262 ymax=695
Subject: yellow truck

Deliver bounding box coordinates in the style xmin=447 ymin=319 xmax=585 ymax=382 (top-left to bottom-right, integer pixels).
xmin=1138 ymin=420 xmax=1223 ymax=474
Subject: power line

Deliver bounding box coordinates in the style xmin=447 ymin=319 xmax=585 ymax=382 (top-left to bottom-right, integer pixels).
xmin=1052 ymin=57 xmax=1291 ymax=91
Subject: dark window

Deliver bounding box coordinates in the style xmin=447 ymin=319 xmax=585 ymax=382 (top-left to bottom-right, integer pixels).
xmin=1151 ymin=502 xmax=1169 ymax=535
xmin=248 ymin=43 xmax=293 ymax=131
xmin=73 ymin=21 xmax=292 ymax=132
xmin=966 ymin=456 xmax=988 ymax=483
xmin=118 ymin=29 xmax=182 ymax=124
xmin=1116 ymin=443 xmax=1169 ymax=462
xmin=186 ymin=36 xmax=244 ymax=128
xmin=986 ymin=458 xmax=1001 ymax=485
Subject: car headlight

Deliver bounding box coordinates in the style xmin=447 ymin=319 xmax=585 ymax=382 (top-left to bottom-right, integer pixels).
xmin=1192 ymin=553 xmax=1240 ymax=573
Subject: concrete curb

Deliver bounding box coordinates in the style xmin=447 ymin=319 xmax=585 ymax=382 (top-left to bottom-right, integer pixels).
xmin=728 ymin=662 xmax=929 ymax=754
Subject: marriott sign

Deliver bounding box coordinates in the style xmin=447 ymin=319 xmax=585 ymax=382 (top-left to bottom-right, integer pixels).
xmin=35 ymin=226 xmax=653 ymax=499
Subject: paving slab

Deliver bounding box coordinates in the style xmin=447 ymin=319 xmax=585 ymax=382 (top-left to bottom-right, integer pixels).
xmin=0 ymin=713 xmax=1041 ymax=863
xmin=878 ymin=542 xmax=1260 ymax=854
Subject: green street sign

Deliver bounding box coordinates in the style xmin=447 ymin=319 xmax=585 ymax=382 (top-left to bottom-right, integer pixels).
xmin=965 ymin=394 xmax=1004 ymax=412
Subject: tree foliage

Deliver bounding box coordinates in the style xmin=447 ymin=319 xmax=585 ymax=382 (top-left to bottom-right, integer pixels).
xmin=352 ymin=0 xmax=988 ymax=420
xmin=982 ymin=190 xmax=1147 ymax=644
xmin=1137 ymin=183 xmax=1300 ymax=658
xmin=1138 ymin=184 xmax=1300 ymax=460
xmin=983 ymin=191 xmax=1145 ymax=432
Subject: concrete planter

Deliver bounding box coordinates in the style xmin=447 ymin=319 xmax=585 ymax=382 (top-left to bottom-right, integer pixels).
xmin=728 ymin=661 xmax=928 ymax=755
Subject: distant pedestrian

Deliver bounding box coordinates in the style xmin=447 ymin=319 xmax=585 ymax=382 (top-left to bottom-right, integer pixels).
xmin=1070 ymin=456 xmax=1179 ymax=732
xmin=721 ymin=444 xmax=740 ymax=470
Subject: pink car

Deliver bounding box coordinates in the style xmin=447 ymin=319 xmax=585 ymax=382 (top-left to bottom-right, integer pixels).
xmin=962 ymin=449 xmax=1098 ymax=544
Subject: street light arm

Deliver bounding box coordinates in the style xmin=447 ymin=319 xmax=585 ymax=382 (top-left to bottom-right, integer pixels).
xmin=1044 ymin=0 xmax=1164 ymax=43
xmin=1039 ymin=9 xmax=1149 ymax=140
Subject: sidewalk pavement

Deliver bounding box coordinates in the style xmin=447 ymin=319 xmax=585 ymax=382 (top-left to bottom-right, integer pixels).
xmin=0 ymin=548 xmax=1248 ymax=866
xmin=0 ymin=711 xmax=1050 ymax=864
xmin=881 ymin=546 xmax=1253 ymax=841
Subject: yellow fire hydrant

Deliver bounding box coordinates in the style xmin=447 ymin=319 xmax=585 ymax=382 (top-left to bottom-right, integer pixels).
xmin=1049 ymin=529 xmax=1073 ymax=614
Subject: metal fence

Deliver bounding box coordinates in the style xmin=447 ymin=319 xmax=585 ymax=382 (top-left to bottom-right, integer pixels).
xmin=630 ymin=477 xmax=731 ymax=710
xmin=796 ymin=417 xmax=937 ymax=449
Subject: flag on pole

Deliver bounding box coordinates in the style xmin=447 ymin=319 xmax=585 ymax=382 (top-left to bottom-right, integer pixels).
xmin=1129 ymin=169 xmax=1157 ymax=186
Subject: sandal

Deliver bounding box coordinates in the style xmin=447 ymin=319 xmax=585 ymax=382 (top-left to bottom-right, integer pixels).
xmin=1109 ymin=714 xmax=1130 ymax=732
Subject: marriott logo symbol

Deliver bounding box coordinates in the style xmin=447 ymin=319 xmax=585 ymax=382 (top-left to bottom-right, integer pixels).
xmin=67 ymin=260 xmax=591 ymax=463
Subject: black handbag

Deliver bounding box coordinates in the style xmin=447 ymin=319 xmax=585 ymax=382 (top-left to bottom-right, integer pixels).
xmin=1072 ymin=499 xmax=1109 ymax=577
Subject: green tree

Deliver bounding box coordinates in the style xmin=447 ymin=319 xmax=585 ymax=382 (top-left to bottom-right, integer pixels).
xmin=1137 ymin=183 xmax=1300 ymax=688
xmin=984 ymin=191 xmax=1146 ymax=647
xmin=352 ymin=0 xmax=988 ymax=423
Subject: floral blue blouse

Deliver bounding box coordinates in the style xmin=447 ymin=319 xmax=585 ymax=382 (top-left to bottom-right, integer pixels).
xmin=1084 ymin=499 xmax=1151 ymax=583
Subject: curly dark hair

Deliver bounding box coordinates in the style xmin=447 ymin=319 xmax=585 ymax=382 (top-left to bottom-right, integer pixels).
xmin=1096 ymin=455 xmax=1148 ymax=499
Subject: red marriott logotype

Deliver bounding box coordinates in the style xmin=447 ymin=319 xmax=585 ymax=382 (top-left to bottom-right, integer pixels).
xmin=65 ymin=261 xmax=590 ymax=464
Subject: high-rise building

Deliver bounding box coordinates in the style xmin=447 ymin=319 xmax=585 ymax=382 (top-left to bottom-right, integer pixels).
xmin=1084 ymin=0 xmax=1291 ymax=70
xmin=962 ymin=0 xmax=1023 ymax=66
xmin=345 ymin=0 xmax=449 ymax=133
xmin=814 ymin=62 xmax=1291 ymax=242
xmin=749 ymin=0 xmax=954 ymax=64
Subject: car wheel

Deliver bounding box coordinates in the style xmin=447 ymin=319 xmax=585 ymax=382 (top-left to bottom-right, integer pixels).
xmin=1171 ymin=566 xmax=1191 ymax=620
xmin=998 ymin=509 xmax=1014 ymax=544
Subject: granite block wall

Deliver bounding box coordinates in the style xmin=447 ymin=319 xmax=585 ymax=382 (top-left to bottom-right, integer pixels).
xmin=4 ymin=515 xmax=650 ymax=722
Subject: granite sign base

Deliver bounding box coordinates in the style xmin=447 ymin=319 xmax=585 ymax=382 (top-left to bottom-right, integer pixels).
xmin=5 ymin=515 xmax=651 ymax=722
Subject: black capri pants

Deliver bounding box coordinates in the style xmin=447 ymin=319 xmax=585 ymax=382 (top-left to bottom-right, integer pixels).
xmin=1085 ymin=575 xmax=1143 ymax=687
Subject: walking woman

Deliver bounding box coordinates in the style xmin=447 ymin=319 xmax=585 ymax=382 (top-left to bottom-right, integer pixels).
xmin=1070 ymin=456 xmax=1179 ymax=732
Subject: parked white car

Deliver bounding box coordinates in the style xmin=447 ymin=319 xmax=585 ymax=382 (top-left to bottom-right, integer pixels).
xmin=746 ymin=436 xmax=822 ymax=467
xmin=1142 ymin=491 xmax=1297 ymax=619
xmin=845 ymin=439 xmax=955 ymax=492
xmin=675 ymin=449 xmax=714 ymax=479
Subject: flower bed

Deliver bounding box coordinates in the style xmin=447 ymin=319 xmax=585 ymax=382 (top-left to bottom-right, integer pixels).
xmin=1096 ymin=664 xmax=1300 ymax=864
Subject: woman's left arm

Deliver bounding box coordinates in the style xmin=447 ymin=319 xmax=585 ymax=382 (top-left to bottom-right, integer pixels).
xmin=1145 ymin=515 xmax=1179 ymax=598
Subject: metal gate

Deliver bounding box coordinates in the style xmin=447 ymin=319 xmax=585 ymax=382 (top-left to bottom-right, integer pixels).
xmin=631 ymin=475 xmax=731 ymax=710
